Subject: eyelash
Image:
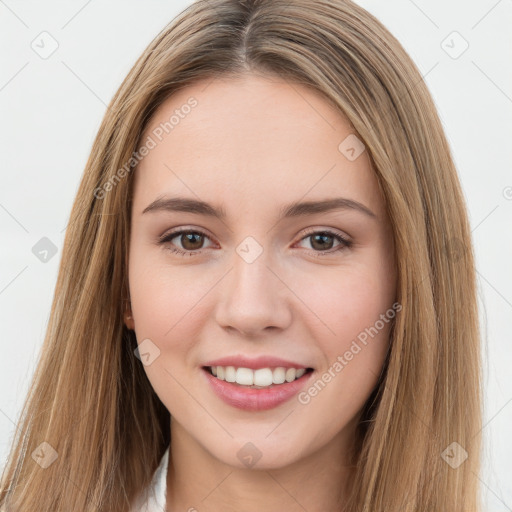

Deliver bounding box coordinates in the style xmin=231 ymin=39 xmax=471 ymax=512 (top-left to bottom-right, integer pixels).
xmin=157 ymin=227 xmax=352 ymax=257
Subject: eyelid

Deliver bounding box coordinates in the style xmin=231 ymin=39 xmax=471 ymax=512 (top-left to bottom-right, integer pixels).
xmin=157 ymin=226 xmax=216 ymax=247
xmin=298 ymin=226 xmax=352 ymax=243
xmin=158 ymin=225 xmax=352 ymax=255
xmin=158 ymin=225 xmax=351 ymax=242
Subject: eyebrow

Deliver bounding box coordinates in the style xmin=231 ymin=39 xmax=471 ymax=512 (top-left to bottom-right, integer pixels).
xmin=142 ymin=195 xmax=377 ymax=220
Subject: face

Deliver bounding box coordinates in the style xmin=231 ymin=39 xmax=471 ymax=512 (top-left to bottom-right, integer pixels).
xmin=126 ymin=73 xmax=397 ymax=470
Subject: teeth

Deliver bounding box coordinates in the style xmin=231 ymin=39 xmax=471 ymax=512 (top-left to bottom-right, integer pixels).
xmin=209 ymin=366 xmax=308 ymax=387
xmin=254 ymin=368 xmax=273 ymax=386
xmin=285 ymin=368 xmax=296 ymax=382
xmin=272 ymin=367 xmax=286 ymax=384
xmin=236 ymin=367 xmax=253 ymax=386
xmin=225 ymin=366 xmax=236 ymax=383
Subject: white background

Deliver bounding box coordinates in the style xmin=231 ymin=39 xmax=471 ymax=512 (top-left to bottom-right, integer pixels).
xmin=1 ymin=0 xmax=511 ymax=509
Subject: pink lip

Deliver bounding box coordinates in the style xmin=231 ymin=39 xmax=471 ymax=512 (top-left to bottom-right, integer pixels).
xmin=202 ymin=368 xmax=313 ymax=411
xmin=203 ymin=355 xmax=309 ymax=370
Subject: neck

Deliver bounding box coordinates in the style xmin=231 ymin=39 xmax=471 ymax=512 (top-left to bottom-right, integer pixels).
xmin=165 ymin=419 xmax=356 ymax=512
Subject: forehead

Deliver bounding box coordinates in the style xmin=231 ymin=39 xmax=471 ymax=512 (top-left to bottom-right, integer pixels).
xmin=133 ymin=74 xmax=384 ymax=217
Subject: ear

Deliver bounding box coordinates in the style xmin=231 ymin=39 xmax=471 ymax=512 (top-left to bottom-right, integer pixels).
xmin=124 ymin=305 xmax=135 ymax=330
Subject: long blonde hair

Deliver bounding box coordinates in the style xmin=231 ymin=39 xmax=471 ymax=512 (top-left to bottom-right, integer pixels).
xmin=0 ymin=1 xmax=482 ymax=510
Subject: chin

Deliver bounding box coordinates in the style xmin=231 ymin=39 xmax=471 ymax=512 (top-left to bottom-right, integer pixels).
xmin=198 ymin=429 xmax=317 ymax=471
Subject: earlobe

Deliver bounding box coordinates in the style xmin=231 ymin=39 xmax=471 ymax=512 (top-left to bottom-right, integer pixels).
xmin=124 ymin=309 xmax=135 ymax=330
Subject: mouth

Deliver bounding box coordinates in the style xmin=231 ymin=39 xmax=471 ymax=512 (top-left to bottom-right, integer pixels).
xmin=201 ymin=354 xmax=316 ymax=411
xmin=203 ymin=365 xmax=314 ymax=389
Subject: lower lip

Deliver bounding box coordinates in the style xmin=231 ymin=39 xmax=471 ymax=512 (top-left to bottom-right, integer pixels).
xmin=203 ymin=368 xmax=313 ymax=411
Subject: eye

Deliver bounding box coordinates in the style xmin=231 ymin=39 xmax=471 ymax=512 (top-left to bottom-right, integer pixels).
xmin=296 ymin=228 xmax=352 ymax=255
xmin=158 ymin=228 xmax=214 ymax=256
xmin=157 ymin=227 xmax=352 ymax=257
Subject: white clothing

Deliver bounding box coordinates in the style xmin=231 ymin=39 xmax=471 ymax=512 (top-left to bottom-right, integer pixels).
xmin=130 ymin=447 xmax=169 ymax=512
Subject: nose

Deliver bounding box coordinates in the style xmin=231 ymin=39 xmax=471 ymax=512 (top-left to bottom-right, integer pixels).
xmin=214 ymin=246 xmax=293 ymax=338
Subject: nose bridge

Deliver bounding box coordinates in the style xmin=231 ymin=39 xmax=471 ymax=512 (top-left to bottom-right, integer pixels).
xmin=214 ymin=236 xmax=291 ymax=335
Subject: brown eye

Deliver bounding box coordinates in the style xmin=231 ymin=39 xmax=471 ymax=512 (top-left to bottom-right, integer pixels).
xmin=158 ymin=229 xmax=214 ymax=256
xmin=179 ymin=232 xmax=205 ymax=250
xmin=296 ymin=229 xmax=352 ymax=255
xmin=309 ymin=233 xmax=335 ymax=251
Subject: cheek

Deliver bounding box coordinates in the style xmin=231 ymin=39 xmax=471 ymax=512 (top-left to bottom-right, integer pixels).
xmin=128 ymin=246 xmax=213 ymax=341
xmin=292 ymin=268 xmax=394 ymax=432
xmin=295 ymin=257 xmax=395 ymax=349
xmin=127 ymin=255 xmax=213 ymax=416
xmin=292 ymin=258 xmax=394 ymax=407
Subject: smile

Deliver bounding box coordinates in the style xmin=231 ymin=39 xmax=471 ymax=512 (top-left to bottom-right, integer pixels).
xmin=206 ymin=365 xmax=311 ymax=388
xmin=202 ymin=364 xmax=314 ymax=411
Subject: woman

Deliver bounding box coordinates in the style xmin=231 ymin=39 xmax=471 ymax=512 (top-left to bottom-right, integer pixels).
xmin=0 ymin=0 xmax=482 ymax=510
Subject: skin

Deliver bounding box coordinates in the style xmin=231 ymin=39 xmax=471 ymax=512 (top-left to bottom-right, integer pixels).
xmin=125 ymin=72 xmax=397 ymax=512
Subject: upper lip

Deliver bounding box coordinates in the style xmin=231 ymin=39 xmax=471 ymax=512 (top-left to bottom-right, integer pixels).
xmin=203 ymin=355 xmax=312 ymax=370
